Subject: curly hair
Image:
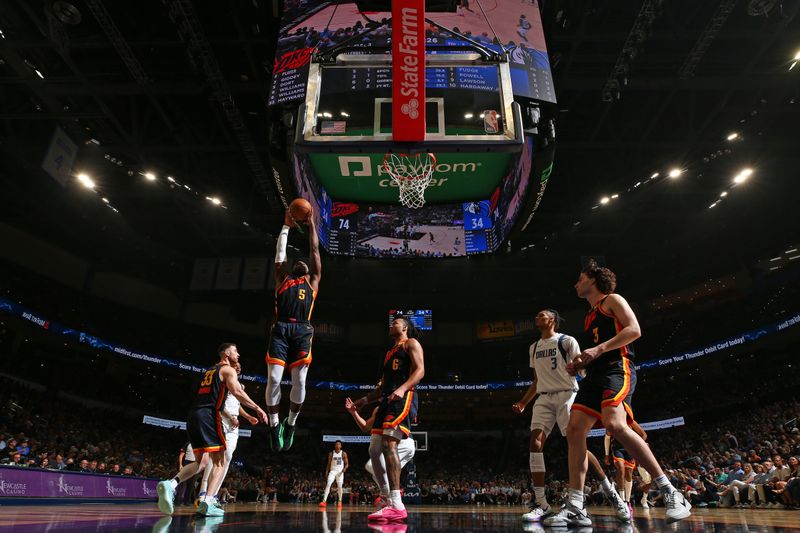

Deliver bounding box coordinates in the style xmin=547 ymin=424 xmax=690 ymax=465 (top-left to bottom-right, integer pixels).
xmin=581 ymin=260 xmax=617 ymax=294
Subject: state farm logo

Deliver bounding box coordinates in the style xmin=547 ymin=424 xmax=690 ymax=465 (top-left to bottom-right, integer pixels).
xmin=0 ymin=479 xmax=27 ymax=495
xmin=142 ymin=481 xmax=157 ymax=497
xmin=395 ymin=2 xmax=422 ymax=132
xmin=401 ymin=98 xmax=419 ymax=119
xmin=106 ymin=479 xmax=127 ymax=497
xmin=57 ymin=475 xmax=85 ymax=496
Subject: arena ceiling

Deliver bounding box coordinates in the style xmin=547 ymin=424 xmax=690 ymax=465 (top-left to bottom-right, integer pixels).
xmin=1 ymin=0 xmax=798 ymax=304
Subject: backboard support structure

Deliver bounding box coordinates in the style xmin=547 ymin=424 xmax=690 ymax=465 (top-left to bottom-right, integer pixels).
xmin=294 ymin=14 xmax=523 ymax=154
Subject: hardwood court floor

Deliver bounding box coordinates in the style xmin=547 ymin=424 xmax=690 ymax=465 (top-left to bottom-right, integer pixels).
xmin=0 ymin=502 xmax=798 ymax=532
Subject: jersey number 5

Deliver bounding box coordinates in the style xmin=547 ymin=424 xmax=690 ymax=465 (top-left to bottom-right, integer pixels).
xmin=298 ymin=289 xmax=306 ymax=300
xmin=200 ymin=369 xmax=215 ymax=386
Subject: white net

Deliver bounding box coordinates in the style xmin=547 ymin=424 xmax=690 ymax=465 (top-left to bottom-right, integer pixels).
xmin=382 ymin=153 xmax=437 ymax=209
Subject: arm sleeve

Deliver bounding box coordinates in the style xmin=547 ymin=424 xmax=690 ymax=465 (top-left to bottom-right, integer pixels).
xmin=275 ymin=225 xmax=290 ymax=264
xmin=528 ymin=344 xmax=535 ymax=369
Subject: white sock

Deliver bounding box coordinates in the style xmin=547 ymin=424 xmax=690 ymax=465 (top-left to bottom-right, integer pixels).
xmin=600 ymin=478 xmax=614 ymax=496
xmin=287 ymin=410 xmax=299 ymax=426
xmin=618 ymin=489 xmax=626 ymax=502
xmin=269 ymin=412 xmax=279 ymax=427
xmin=654 ymin=474 xmax=673 ymax=492
xmin=568 ymin=488 xmax=584 ymax=508
xmin=624 ymin=479 xmax=633 ymax=502
xmin=533 ymin=487 xmax=548 ymax=508
xmin=168 ymin=479 xmax=178 ymax=490
xmin=390 ymin=489 xmax=405 ymax=510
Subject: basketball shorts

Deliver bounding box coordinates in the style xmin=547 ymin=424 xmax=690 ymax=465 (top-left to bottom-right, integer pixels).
xmin=186 ymin=407 xmax=226 ymax=453
xmin=222 ymin=416 xmax=239 ymax=454
xmin=531 ymin=389 xmax=576 ymax=437
xmin=326 ymin=469 xmax=344 ymax=487
xmin=572 ymin=356 xmax=636 ymax=429
xmin=613 ymin=448 xmax=636 ymax=469
xmin=371 ymin=390 xmax=415 ymax=440
xmin=266 ymin=321 xmax=313 ymax=368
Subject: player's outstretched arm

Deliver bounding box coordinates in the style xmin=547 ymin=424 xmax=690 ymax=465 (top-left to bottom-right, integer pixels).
xmin=274 ymin=209 xmax=294 ymax=283
xmin=221 ymin=366 xmax=267 ymax=423
xmin=512 ymin=373 xmax=538 ymax=413
xmin=344 ymin=399 xmax=377 ymax=432
xmin=389 ymin=339 xmax=424 ymax=401
xmin=305 ymin=208 xmax=322 ymax=293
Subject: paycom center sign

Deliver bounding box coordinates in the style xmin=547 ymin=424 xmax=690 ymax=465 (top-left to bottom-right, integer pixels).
xmin=307 ymin=153 xmax=511 ymax=203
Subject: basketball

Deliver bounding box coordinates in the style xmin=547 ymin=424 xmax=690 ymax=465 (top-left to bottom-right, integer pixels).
xmin=289 ymin=198 xmax=312 ymax=222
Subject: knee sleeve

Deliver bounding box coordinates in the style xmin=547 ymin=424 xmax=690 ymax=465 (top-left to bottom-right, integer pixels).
xmin=289 ymin=365 xmax=308 ymax=404
xmin=530 ymin=452 xmax=545 ymax=473
xmin=365 ymin=460 xmax=374 ymax=476
xmin=266 ymin=364 xmax=284 ymax=406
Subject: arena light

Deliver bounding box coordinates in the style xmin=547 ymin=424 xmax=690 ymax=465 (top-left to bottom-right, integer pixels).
xmin=464 ymin=113 xmax=474 ymax=119
xmin=733 ymin=168 xmax=753 ymax=184
xmin=600 ymin=196 xmax=610 ymax=205
xmin=208 ymin=196 xmax=221 ymax=206
xmin=720 ymin=191 xmax=728 ymax=197
xmin=789 ymin=255 xmax=800 ymax=261
xmin=167 ymin=176 xmax=175 ymax=183
xmin=668 ymin=168 xmax=682 ymax=179
xmin=650 ymin=172 xmax=659 ymax=179
xmin=786 ymin=248 xmax=798 ymax=254
xmin=340 ymin=111 xmax=350 ymax=117
xmin=77 ymin=173 xmax=95 ymax=189
xmin=184 ymin=184 xmax=191 ymax=191
xmin=611 ymin=193 xmax=619 ymax=199
xmin=708 ymin=202 xmax=718 ymax=209
xmin=144 ymin=172 xmax=156 ymax=181
xmin=34 ymin=69 xmax=45 ymax=79
xmin=790 ymin=50 xmax=800 ymax=71
xmin=102 ymin=197 xmax=109 ymax=203
xmin=726 ymin=132 xmax=739 ymax=141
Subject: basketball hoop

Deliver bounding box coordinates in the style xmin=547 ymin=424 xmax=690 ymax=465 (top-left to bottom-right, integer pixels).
xmin=382 ymin=152 xmax=437 ymax=209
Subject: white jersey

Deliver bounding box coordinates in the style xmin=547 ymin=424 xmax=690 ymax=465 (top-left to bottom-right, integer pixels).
xmin=529 ymin=334 xmax=580 ymax=393
xmin=330 ymin=450 xmax=345 ymax=472
xmin=223 ymin=392 xmax=241 ymax=418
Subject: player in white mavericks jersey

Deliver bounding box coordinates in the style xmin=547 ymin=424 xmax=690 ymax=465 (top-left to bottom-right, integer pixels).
xmin=512 ymin=309 xmax=580 ymax=521
xmin=344 ymin=397 xmax=416 ymax=508
xmin=320 ymin=441 xmax=349 ymax=507
xmin=198 ymin=362 xmax=259 ymax=504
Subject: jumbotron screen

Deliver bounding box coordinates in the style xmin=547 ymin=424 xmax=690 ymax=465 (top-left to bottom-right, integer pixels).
xmin=389 ymin=309 xmax=433 ymax=331
xmin=268 ymin=0 xmax=554 ymax=106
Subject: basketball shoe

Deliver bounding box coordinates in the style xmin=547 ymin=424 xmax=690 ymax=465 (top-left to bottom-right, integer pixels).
xmin=281 ymin=418 xmax=296 ymax=451
xmin=542 ymin=502 xmax=591 ymax=527
xmin=156 ymin=480 xmax=175 ymax=515
xmin=521 ymin=502 xmax=553 ymax=521
xmin=663 ymin=489 xmax=692 ymax=523
xmin=269 ymin=423 xmax=283 ymax=452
